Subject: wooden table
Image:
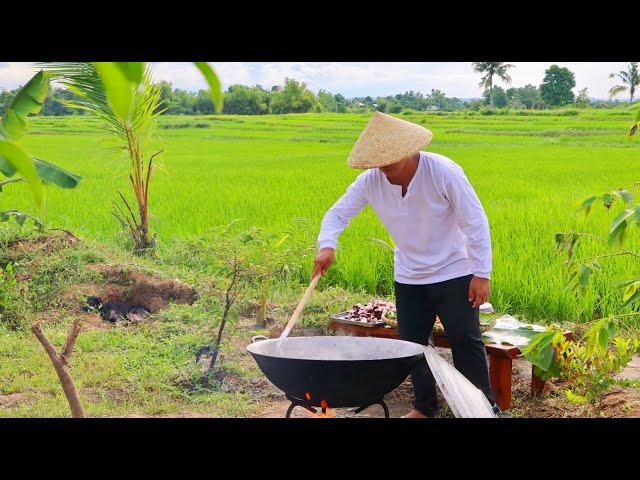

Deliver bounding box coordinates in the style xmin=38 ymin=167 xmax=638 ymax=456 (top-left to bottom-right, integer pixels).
xmin=328 ymin=320 xmax=571 ymax=411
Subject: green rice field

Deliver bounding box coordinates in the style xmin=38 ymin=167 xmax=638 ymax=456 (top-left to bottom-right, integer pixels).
xmin=5 ymin=110 xmax=640 ymax=324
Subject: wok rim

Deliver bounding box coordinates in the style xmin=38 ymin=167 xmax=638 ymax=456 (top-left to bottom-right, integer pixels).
xmin=246 ymin=335 xmax=425 ymax=361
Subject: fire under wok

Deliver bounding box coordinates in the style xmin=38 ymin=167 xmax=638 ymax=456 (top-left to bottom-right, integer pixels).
xmin=247 ymin=336 xmax=425 ymax=417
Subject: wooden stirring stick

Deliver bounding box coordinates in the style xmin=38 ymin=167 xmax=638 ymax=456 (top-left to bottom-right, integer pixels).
xmin=279 ymin=273 xmax=321 ymax=339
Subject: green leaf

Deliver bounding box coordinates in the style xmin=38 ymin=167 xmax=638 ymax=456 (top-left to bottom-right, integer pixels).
xmin=15 ymin=212 xmax=26 ymax=226
xmin=602 ymin=193 xmax=614 ymax=209
xmin=555 ymin=232 xmax=579 ymax=260
xmin=578 ymin=265 xmax=592 ymax=289
xmin=93 ymin=62 xmax=135 ymax=122
xmin=0 ymin=210 xmax=43 ymax=230
xmin=621 ymin=281 xmax=640 ymax=308
xmin=566 ymin=390 xmax=588 ymax=404
xmin=608 ymin=208 xmax=635 ymax=246
xmin=521 ymin=329 xmax=557 ymax=372
xmin=0 ymin=70 xmax=49 ymax=142
xmin=613 ymin=189 xmax=634 ymax=207
xmin=585 ymin=318 xmax=616 ymax=354
xmin=0 ymin=140 xmax=43 ymax=208
xmin=0 ymin=155 xmax=16 ymax=177
xmin=194 ymin=62 xmax=223 ymax=113
xmin=114 ymin=62 xmax=144 ymax=84
xmin=33 ymin=157 xmax=81 ymax=189
xmin=604 ymin=318 xmax=617 ymax=339
xmin=577 ymin=196 xmax=597 ymax=215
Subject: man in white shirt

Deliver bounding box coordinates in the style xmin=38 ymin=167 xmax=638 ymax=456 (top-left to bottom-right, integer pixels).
xmin=313 ymin=112 xmax=498 ymax=418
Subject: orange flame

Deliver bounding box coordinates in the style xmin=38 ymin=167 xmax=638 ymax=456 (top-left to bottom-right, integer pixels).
xmin=302 ymin=393 xmax=335 ymax=417
xmin=319 ymin=400 xmax=335 ymax=418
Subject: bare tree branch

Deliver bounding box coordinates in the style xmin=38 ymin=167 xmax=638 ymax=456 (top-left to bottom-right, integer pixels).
xmin=32 ymin=320 xmax=86 ymax=418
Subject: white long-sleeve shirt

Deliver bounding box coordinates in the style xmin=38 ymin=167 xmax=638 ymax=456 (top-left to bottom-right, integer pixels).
xmin=317 ymin=151 xmax=492 ymax=284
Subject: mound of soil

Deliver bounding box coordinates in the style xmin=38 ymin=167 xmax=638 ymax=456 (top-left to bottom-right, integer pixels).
xmin=2 ymin=230 xmax=80 ymax=281
xmin=83 ymin=265 xmax=199 ymax=314
xmin=5 ymin=230 xmax=80 ymax=259
xmin=4 ymin=232 xmax=199 ymax=321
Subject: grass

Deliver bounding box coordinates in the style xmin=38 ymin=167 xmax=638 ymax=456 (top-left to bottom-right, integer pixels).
xmin=0 ymin=227 xmax=369 ymax=418
xmin=3 ymin=109 xmax=640 ymax=327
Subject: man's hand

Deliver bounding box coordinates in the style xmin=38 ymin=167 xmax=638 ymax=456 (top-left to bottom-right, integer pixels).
xmin=468 ymin=276 xmax=490 ymax=309
xmin=312 ymin=248 xmax=335 ymax=279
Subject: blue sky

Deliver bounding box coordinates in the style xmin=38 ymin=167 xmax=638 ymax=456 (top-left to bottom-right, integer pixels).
xmin=0 ymin=62 xmax=634 ymax=100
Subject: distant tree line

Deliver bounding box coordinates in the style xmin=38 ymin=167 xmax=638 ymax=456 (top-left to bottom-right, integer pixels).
xmin=1 ymin=65 xmax=636 ymax=117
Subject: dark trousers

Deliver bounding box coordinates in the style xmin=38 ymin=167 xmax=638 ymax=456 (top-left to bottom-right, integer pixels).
xmin=395 ymin=274 xmax=496 ymax=416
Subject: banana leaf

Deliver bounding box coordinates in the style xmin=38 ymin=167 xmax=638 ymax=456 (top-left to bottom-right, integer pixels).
xmin=33 ymin=158 xmax=82 ymax=189
xmin=0 ymin=70 xmax=49 ymax=142
xmin=0 ymin=140 xmax=43 ymax=207
xmin=482 ymin=314 xmax=547 ymax=348
xmin=0 ymin=69 xmax=81 ymax=196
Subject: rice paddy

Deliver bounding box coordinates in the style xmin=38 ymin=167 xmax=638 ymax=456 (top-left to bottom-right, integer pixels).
xmin=5 ymin=110 xmax=640 ymax=325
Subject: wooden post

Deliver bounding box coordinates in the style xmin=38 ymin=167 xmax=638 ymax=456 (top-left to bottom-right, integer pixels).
xmin=489 ymin=354 xmax=512 ymax=411
xmin=31 ymin=320 xmax=86 ymax=418
xmin=531 ymin=365 xmax=546 ymax=397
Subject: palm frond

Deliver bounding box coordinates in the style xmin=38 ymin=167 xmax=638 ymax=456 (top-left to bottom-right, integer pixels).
xmin=499 ymin=72 xmax=513 ymax=83
xmin=618 ymin=71 xmax=631 ymax=84
xmin=38 ymin=63 xmax=161 ymax=158
xmin=37 ymin=62 xmax=124 ymax=136
xmin=609 ymin=85 xmax=628 ymax=99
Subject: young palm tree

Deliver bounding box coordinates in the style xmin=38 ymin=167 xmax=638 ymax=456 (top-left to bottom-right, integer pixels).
xmin=40 ymin=63 xmax=164 ymax=254
xmin=472 ymin=62 xmax=515 ymax=106
xmin=609 ymin=63 xmax=639 ymax=102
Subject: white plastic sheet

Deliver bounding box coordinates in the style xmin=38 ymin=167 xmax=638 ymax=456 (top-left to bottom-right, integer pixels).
xmin=423 ymin=345 xmax=497 ymax=418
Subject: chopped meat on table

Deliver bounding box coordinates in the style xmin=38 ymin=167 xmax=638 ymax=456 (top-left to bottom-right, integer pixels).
xmin=341 ymin=300 xmax=443 ymax=327
xmin=345 ymin=300 xmax=396 ymax=324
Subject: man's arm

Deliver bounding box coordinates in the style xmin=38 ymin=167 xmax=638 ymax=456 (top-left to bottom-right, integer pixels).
xmin=443 ymin=167 xmax=492 ymax=307
xmin=313 ymin=175 xmax=368 ymax=277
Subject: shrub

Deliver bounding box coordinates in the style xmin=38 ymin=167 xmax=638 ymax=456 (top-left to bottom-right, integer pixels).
xmin=522 ymin=319 xmax=640 ymax=414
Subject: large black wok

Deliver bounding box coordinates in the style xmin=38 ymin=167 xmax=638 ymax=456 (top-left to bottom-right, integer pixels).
xmin=247 ymin=336 xmax=425 ymax=416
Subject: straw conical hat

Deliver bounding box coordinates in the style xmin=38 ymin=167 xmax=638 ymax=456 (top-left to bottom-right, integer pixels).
xmin=348 ymin=112 xmax=433 ymax=169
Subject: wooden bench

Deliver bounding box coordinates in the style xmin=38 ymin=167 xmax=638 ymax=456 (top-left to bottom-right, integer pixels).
xmin=327 ymin=320 xmax=572 ymax=411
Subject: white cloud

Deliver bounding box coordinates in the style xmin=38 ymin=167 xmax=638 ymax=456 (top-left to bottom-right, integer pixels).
xmin=0 ymin=62 xmax=37 ymax=89
xmin=0 ymin=61 xmax=633 ymax=99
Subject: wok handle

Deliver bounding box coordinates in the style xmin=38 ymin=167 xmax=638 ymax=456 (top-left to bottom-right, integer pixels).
xmin=251 ymin=335 xmax=268 ymax=343
xmin=280 ymin=273 xmax=321 ymax=339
